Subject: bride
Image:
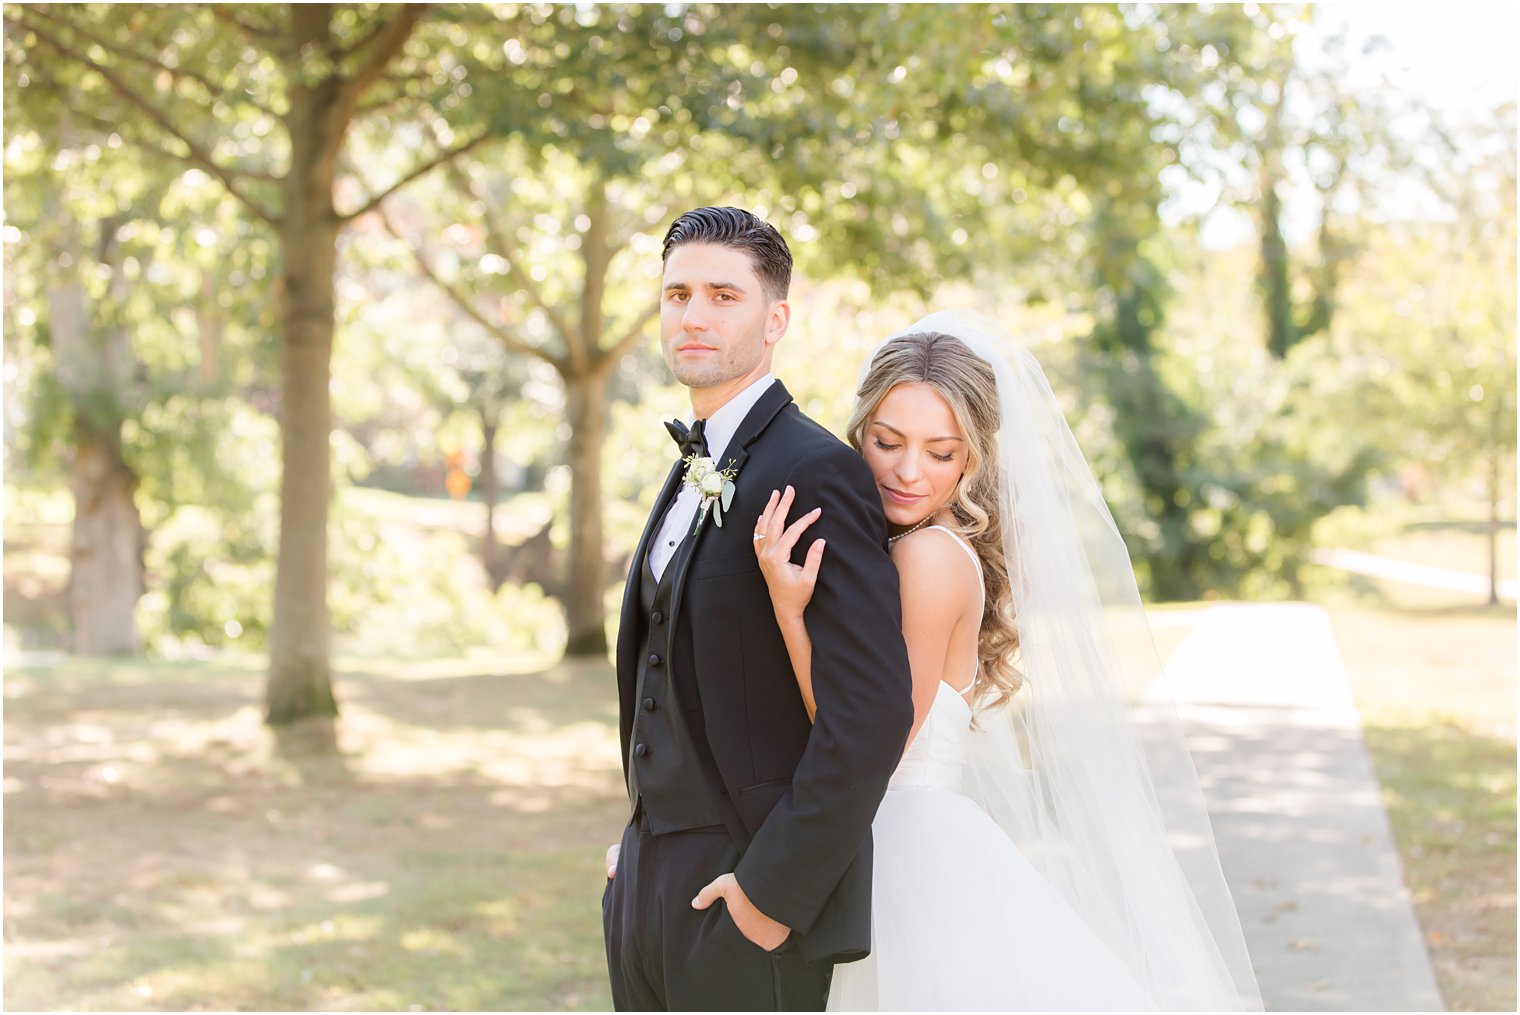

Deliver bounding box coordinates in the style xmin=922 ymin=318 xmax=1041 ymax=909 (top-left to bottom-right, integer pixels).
xmin=751 ymin=312 xmax=1263 ymax=1011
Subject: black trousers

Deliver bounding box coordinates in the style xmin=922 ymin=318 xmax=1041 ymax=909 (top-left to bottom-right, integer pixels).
xmin=603 ymin=811 xmax=833 ymax=1011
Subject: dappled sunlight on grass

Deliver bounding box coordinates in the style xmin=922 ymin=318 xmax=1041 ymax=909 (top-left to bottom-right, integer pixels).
xmin=1327 ymin=604 xmax=1516 ymax=1012
xmin=5 ymin=653 xmax=622 ymax=1010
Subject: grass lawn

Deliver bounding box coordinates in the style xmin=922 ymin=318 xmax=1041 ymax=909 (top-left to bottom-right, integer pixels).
xmin=4 ymin=485 xmax=1512 ymax=1010
xmin=8 ymin=602 xmax=1512 ymax=1012
xmin=3 ymin=654 xmax=627 ymax=1011
xmin=1327 ymin=603 xmax=1516 ymax=1013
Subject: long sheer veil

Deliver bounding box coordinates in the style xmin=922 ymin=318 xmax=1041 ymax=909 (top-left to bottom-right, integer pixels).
xmin=874 ymin=310 xmax=1263 ymax=1011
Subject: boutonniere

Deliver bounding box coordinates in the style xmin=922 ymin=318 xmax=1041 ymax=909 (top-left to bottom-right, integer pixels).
xmin=682 ymin=454 xmax=738 ymax=532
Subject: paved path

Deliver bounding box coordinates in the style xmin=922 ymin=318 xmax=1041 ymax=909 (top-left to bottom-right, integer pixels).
xmin=1313 ymin=547 xmax=1514 ymax=600
xmin=1148 ymin=603 xmax=1444 ymax=1012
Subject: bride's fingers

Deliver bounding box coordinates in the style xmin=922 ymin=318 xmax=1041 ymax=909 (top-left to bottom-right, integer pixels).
xmin=778 ymin=507 xmax=822 ymax=557
xmin=800 ymin=537 xmax=827 ymax=585
xmin=753 ymin=490 xmax=780 ymax=552
xmin=769 ymin=486 xmax=796 ymax=543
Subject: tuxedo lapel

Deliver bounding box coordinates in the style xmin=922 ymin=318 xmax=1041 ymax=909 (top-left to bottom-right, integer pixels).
xmin=665 ymin=381 xmax=795 ymax=628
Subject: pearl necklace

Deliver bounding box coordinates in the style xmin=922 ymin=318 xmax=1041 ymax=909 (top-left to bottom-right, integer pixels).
xmin=888 ymin=515 xmax=934 ymax=545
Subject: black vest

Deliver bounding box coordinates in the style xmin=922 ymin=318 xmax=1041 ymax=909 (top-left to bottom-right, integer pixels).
xmin=627 ymin=538 xmax=726 ymax=834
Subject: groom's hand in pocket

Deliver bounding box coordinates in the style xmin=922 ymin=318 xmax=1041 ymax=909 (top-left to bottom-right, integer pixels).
xmin=605 ymin=843 xmax=620 ymax=879
xmin=692 ymin=872 xmax=791 ymax=951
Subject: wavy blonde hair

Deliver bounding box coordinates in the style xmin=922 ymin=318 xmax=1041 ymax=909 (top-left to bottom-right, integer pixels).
xmin=846 ymin=331 xmax=1022 ymax=709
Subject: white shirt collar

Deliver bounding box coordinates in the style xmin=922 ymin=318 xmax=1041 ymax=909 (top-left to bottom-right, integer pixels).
xmin=695 ymin=373 xmax=776 ymax=465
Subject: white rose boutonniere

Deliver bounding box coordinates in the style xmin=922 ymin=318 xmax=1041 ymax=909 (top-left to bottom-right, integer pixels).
xmin=682 ymin=453 xmax=738 ymax=532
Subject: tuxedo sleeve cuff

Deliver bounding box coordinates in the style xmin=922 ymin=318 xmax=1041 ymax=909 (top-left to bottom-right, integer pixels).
xmin=733 ymin=861 xmax=818 ymax=936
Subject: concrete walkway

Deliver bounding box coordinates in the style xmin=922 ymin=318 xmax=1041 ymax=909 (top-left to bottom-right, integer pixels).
xmin=1149 ymin=603 xmax=1444 ymax=1012
xmin=1313 ymin=547 xmax=1515 ymax=600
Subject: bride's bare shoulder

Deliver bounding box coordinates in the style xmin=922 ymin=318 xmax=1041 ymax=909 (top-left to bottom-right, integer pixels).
xmin=889 ymin=525 xmax=981 ymax=599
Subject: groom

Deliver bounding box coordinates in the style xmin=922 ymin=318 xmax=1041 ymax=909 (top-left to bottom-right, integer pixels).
xmin=603 ymin=206 xmax=914 ymax=1010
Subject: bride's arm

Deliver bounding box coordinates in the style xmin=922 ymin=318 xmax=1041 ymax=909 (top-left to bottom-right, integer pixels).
xmin=754 ymin=487 xmax=827 ymax=722
xmin=755 ymin=490 xmax=973 ymax=744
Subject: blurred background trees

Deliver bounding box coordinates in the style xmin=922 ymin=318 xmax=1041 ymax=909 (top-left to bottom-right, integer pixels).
xmin=4 ymin=3 xmax=1513 ymax=724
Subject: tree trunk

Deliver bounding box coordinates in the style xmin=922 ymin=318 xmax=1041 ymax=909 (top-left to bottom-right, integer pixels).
xmin=47 ymin=171 xmax=143 ymax=655
xmin=69 ymin=430 xmax=143 ymax=654
xmin=266 ymin=10 xmax=343 ymax=724
xmin=560 ymin=178 xmax=615 ymax=656
xmin=1257 ymin=82 xmax=1297 ymax=360
xmin=1258 ymin=170 xmax=1295 ymax=359
xmin=197 ymin=268 xmax=222 ymax=386
xmin=1488 ymin=451 xmax=1501 ymax=607
xmin=479 ymin=407 xmax=504 ymax=591
xmin=563 ymin=362 xmax=611 ymax=655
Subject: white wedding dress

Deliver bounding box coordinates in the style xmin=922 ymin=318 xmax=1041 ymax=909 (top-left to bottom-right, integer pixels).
xmin=827 ymin=529 xmax=1159 ymax=1012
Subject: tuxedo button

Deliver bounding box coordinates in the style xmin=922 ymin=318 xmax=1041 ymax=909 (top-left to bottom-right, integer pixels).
xmin=648 ymin=654 xmax=662 ymax=667
xmin=634 ymin=742 xmax=649 ymax=757
xmin=642 ymin=697 xmax=657 ymax=711
xmin=650 ymin=611 xmax=664 ymax=625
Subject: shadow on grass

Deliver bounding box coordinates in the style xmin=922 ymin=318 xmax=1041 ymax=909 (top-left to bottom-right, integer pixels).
xmin=4 ymin=655 xmax=625 ymax=1011
xmin=1361 ymin=720 xmax=1516 ymax=1013
xmin=1316 ymin=568 xmax=1515 ymax=617
xmin=337 ymin=657 xmax=621 ymax=735
xmin=1401 ymin=518 xmax=1516 ymax=536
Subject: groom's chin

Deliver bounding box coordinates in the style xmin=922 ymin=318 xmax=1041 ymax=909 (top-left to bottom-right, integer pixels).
xmin=670 ymin=363 xmax=727 ymax=389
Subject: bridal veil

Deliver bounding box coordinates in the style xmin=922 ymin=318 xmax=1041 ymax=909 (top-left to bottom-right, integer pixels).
xmin=872 ymin=310 xmax=1263 ymax=1010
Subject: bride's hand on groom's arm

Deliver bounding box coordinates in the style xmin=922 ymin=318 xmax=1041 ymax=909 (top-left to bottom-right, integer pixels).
xmin=692 ymin=872 xmax=792 ymax=951
xmin=753 ymin=486 xmax=825 ymax=620
xmin=754 ymin=485 xmax=825 ymax=722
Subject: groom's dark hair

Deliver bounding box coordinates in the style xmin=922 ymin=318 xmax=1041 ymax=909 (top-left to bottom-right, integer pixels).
xmin=662 ymin=206 xmax=792 ymax=302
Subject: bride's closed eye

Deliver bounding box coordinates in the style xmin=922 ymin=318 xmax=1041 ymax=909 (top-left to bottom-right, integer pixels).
xmin=872 ymin=438 xmax=901 ymax=452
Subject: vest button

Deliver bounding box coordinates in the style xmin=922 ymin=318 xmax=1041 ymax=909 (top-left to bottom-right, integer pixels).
xmin=634 ymin=742 xmax=649 ymax=757
xmin=651 ymin=611 xmax=664 ymax=625
xmin=648 ymin=653 xmax=662 ymax=667
xmin=642 ymin=697 xmax=657 ymax=711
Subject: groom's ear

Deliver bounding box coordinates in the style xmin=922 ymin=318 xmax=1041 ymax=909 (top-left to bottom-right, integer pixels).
xmin=765 ymin=298 xmax=790 ymax=348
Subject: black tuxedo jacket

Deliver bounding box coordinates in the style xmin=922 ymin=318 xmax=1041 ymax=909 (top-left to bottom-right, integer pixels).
xmin=616 ymin=380 xmax=913 ymax=965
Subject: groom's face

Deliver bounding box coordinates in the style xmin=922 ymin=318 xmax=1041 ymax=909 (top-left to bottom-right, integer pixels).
xmin=660 ymin=242 xmax=788 ymax=393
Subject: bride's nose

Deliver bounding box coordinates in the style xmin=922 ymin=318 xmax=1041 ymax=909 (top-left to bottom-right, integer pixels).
xmin=895 ymin=452 xmax=923 ymax=484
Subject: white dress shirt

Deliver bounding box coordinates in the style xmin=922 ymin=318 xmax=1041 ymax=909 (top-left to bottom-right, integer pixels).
xmin=648 ymin=374 xmax=777 ymax=581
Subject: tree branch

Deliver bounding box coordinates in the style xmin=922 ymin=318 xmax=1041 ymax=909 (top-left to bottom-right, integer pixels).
xmin=19 ymin=3 xmax=280 ymax=120
xmin=377 ymin=205 xmax=564 ymax=371
xmin=333 ymin=14 xmax=390 ymax=61
xmin=605 ymin=298 xmax=661 ymax=361
xmin=356 ymin=87 xmax=422 ymax=119
xmin=446 ymin=162 xmax=578 ymax=346
xmin=337 ymin=4 xmax=428 ymax=120
xmin=210 ymin=4 xmax=282 ymax=46
xmin=340 ymin=131 xmax=489 ymax=222
xmin=8 ymin=12 xmax=281 ymax=226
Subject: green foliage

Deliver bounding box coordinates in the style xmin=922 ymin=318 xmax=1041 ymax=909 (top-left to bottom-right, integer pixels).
xmin=4 ymin=3 xmax=1512 ymax=659
xmin=326 ymin=501 xmax=567 ymax=660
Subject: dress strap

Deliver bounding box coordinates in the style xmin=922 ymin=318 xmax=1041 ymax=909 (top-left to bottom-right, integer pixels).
xmin=925 ymin=525 xmax=982 ymax=696
xmin=925 ymin=525 xmax=983 ymax=579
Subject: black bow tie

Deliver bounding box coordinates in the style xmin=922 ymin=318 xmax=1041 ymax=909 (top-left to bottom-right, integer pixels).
xmin=664 ymin=418 xmax=709 ymax=459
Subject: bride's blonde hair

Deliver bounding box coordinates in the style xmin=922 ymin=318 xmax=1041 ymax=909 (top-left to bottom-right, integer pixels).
xmin=845 ymin=331 xmax=1022 ymax=709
